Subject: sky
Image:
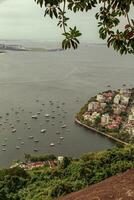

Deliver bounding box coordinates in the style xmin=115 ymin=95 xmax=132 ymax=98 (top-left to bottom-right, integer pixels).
xmin=0 ymin=0 xmax=133 ymax=43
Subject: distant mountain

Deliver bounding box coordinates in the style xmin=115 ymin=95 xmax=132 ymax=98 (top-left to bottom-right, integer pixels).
xmin=0 ymin=44 xmax=27 ymax=51
xmin=0 ymin=43 xmax=63 ymax=52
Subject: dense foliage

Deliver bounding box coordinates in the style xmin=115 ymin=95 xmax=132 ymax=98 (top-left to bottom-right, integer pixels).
xmin=35 ymin=0 xmax=134 ymax=54
xmin=1 ymin=146 xmax=134 ymax=200
xmin=24 ymin=154 xmax=56 ymax=162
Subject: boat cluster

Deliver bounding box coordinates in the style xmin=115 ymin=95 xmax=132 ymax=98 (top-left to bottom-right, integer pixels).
xmin=0 ymin=99 xmax=70 ymax=152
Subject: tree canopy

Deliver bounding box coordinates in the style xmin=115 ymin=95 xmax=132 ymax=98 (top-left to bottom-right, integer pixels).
xmin=35 ymin=0 xmax=134 ymax=54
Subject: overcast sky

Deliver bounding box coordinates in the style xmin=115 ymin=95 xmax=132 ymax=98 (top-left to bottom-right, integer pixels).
xmin=0 ymin=0 xmax=133 ymax=42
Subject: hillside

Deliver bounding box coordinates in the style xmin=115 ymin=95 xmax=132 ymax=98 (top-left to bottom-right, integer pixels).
xmin=1 ymin=146 xmax=134 ymax=200
xmin=58 ymin=169 xmax=134 ymax=200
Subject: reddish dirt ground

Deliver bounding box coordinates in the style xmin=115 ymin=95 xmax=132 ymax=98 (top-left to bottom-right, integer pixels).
xmin=58 ymin=169 xmax=134 ymax=200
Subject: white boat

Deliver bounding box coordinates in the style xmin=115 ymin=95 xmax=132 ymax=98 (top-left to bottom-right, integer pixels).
xmin=21 ymin=142 xmax=24 ymax=145
xmin=29 ymin=136 xmax=34 ymax=139
xmin=33 ymin=148 xmax=38 ymax=152
xmin=50 ymin=143 xmax=55 ymax=147
xmin=2 ymin=144 xmax=6 ymax=146
xmin=34 ymin=140 xmax=39 ymax=143
xmin=60 ymin=137 xmax=64 ymax=140
xmin=32 ymin=115 xmax=38 ymax=119
xmin=61 ymin=124 xmax=67 ymax=128
xmin=2 ymin=148 xmax=6 ymax=151
xmin=12 ymin=129 xmax=16 ymax=133
xmin=41 ymin=129 xmax=46 ymax=133
xmin=45 ymin=114 xmax=50 ymax=117
xmin=16 ymin=146 xmax=20 ymax=149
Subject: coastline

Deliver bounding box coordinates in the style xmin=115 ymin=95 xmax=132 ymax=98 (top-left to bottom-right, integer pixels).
xmin=75 ymin=118 xmax=129 ymax=146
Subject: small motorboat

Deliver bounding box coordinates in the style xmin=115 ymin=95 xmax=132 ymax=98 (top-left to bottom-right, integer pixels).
xmin=2 ymin=144 xmax=6 ymax=146
xmin=21 ymin=142 xmax=25 ymax=145
xmin=41 ymin=129 xmax=46 ymax=133
xmin=50 ymin=143 xmax=55 ymax=147
xmin=32 ymin=115 xmax=38 ymax=119
xmin=60 ymin=136 xmax=64 ymax=140
xmin=61 ymin=124 xmax=67 ymax=128
xmin=27 ymin=126 xmax=31 ymax=129
xmin=2 ymin=148 xmax=6 ymax=151
xmin=33 ymin=148 xmax=38 ymax=152
xmin=34 ymin=140 xmax=39 ymax=143
xmin=16 ymin=146 xmax=20 ymax=149
xmin=45 ymin=114 xmax=50 ymax=117
xmin=29 ymin=136 xmax=34 ymax=139
xmin=12 ymin=129 xmax=16 ymax=133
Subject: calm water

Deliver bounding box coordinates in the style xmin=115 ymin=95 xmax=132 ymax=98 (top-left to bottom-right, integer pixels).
xmin=0 ymin=42 xmax=133 ymax=167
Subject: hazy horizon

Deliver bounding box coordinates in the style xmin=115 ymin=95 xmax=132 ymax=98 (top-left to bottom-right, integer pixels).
xmin=0 ymin=0 xmax=133 ymax=43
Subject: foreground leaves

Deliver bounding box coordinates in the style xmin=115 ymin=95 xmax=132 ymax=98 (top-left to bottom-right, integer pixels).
xmin=35 ymin=0 xmax=134 ymax=54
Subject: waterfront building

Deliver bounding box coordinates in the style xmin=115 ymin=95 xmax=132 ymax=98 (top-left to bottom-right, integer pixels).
xmin=101 ymin=114 xmax=110 ymax=125
xmin=131 ymin=106 xmax=134 ymax=115
xmin=100 ymin=103 xmax=106 ymax=109
xmin=129 ymin=114 xmax=134 ymax=122
xmin=113 ymin=105 xmax=122 ymax=115
xmin=96 ymin=94 xmax=105 ymax=103
xmin=114 ymin=94 xmax=121 ymax=104
xmin=121 ymin=96 xmax=130 ymax=105
xmin=83 ymin=113 xmax=91 ymax=121
xmin=120 ymin=88 xmax=132 ymax=97
xmin=88 ymin=102 xmax=99 ymax=112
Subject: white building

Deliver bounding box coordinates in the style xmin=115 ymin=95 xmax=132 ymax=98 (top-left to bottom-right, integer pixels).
xmin=83 ymin=113 xmax=91 ymax=121
xmin=88 ymin=102 xmax=99 ymax=111
xmin=58 ymin=156 xmax=64 ymax=163
xmin=131 ymin=106 xmax=134 ymax=115
xmin=114 ymin=94 xmax=121 ymax=104
xmin=100 ymin=103 xmax=106 ymax=109
xmin=101 ymin=114 xmax=110 ymax=125
xmin=128 ymin=114 xmax=134 ymax=122
xmin=121 ymin=96 xmax=129 ymax=105
xmin=113 ymin=105 xmax=122 ymax=115
xmin=96 ymin=94 xmax=105 ymax=103
xmin=90 ymin=112 xmax=100 ymax=123
xmin=120 ymin=88 xmax=131 ymax=97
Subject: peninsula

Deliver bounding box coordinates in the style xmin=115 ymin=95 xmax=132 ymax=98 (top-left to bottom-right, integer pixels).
xmin=76 ymin=88 xmax=134 ymax=145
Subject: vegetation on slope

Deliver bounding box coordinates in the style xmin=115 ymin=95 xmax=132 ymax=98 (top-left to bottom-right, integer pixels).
xmin=1 ymin=146 xmax=134 ymax=200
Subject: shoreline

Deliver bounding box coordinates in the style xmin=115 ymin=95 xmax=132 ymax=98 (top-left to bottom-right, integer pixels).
xmin=75 ymin=118 xmax=129 ymax=146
